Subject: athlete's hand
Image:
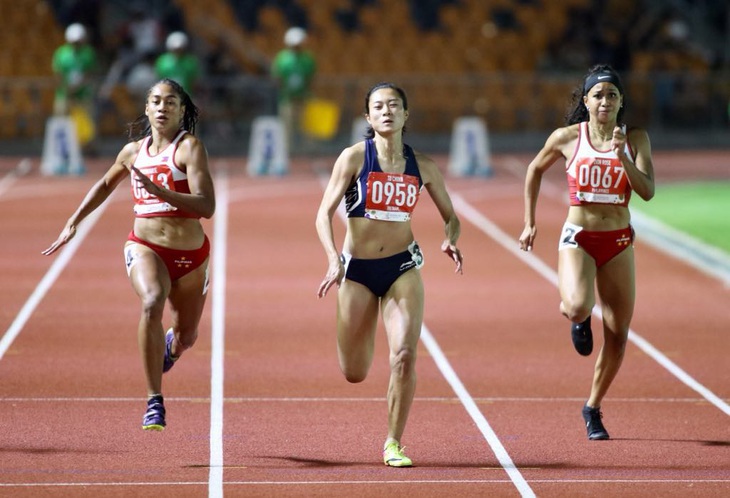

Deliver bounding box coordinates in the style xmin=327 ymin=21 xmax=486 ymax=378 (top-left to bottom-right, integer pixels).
xmin=130 ymin=165 xmax=161 ymax=197
xmin=519 ymin=224 xmax=536 ymax=252
xmin=441 ymin=240 xmax=463 ymax=274
xmin=318 ymin=259 xmax=344 ymax=298
xmin=611 ymin=126 xmax=627 ymax=158
xmin=42 ymin=224 xmax=77 ymax=256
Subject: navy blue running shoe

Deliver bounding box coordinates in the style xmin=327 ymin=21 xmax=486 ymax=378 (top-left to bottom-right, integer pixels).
xmin=142 ymin=395 xmax=166 ymax=431
xmin=571 ymin=316 xmax=593 ymax=356
xmin=163 ymin=329 xmax=178 ymax=373
xmin=582 ymin=404 xmax=609 ymax=440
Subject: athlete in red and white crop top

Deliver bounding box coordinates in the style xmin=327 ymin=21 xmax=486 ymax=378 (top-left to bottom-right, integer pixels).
xmin=565 ymin=122 xmax=635 ymax=207
xmin=131 ymin=129 xmax=198 ymax=218
xmin=566 ymin=122 xmax=635 ymax=207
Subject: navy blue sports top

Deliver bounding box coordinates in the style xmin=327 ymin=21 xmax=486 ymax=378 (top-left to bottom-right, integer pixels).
xmin=345 ymin=139 xmax=424 ymax=222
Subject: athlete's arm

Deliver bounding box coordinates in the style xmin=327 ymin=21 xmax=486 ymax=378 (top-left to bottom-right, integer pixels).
xmin=43 ymin=142 xmax=136 ymax=255
xmin=519 ymin=126 xmax=573 ymax=251
xmin=418 ymin=152 xmax=463 ymax=274
xmin=617 ymin=127 xmax=654 ymax=201
xmin=316 ymin=144 xmax=361 ymax=297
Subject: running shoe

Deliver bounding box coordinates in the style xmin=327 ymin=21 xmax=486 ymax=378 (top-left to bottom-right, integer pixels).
xmin=383 ymin=441 xmax=412 ymax=467
xmin=571 ymin=316 xmax=593 ymax=356
xmin=582 ymin=404 xmax=609 ymax=440
xmin=142 ymin=395 xmax=166 ymax=431
xmin=163 ymin=329 xmax=178 ymax=373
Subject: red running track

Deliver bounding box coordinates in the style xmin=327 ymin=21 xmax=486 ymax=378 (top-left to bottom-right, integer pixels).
xmin=0 ymin=152 xmax=728 ymax=497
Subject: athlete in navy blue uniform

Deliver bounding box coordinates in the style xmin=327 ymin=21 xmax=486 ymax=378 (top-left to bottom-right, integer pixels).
xmin=316 ymin=82 xmax=463 ymax=467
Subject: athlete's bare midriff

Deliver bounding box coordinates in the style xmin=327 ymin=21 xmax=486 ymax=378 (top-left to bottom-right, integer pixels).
xmin=566 ymin=204 xmax=631 ymax=231
xmin=344 ymin=217 xmax=415 ymax=259
xmin=132 ymin=216 xmax=205 ymax=249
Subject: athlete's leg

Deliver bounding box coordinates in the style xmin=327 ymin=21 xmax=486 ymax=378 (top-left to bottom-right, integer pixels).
xmin=336 ymin=280 xmax=380 ymax=383
xmin=380 ymin=269 xmax=424 ymax=444
xmin=587 ymin=247 xmax=635 ymax=408
xmin=125 ymin=242 xmax=171 ymax=397
xmin=166 ymin=258 xmax=210 ymax=360
xmin=558 ymin=247 xmax=597 ymax=322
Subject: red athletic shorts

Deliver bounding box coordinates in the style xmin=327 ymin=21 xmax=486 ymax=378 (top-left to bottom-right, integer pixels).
xmin=125 ymin=231 xmax=210 ymax=281
xmin=559 ymin=222 xmax=634 ymax=268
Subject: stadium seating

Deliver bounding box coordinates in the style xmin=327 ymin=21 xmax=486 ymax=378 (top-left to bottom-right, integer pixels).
xmin=0 ymin=0 xmax=718 ymax=141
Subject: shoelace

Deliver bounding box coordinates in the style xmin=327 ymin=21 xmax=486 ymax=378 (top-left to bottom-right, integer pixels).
xmin=384 ymin=444 xmax=407 ymax=458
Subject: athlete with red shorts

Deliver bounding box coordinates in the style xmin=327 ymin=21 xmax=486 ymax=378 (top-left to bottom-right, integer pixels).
xmin=519 ymin=65 xmax=655 ymax=440
xmin=44 ymin=79 xmax=216 ymax=432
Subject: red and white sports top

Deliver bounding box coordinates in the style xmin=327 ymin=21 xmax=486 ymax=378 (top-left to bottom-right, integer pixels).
xmin=131 ymin=130 xmax=198 ymax=218
xmin=566 ymin=122 xmax=634 ymax=207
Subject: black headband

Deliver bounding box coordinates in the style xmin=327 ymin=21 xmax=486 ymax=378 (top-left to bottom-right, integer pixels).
xmin=583 ymin=71 xmax=623 ymax=95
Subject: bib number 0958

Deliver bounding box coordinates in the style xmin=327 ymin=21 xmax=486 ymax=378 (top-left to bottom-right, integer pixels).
xmin=370 ymin=180 xmax=418 ymax=207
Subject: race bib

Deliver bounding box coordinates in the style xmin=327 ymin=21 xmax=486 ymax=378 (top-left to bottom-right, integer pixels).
xmin=573 ymin=157 xmax=628 ymax=204
xmin=364 ymin=172 xmax=420 ymax=222
xmin=132 ymin=165 xmax=174 ymax=203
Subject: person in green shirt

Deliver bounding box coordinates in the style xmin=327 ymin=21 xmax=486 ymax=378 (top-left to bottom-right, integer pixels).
xmin=271 ymin=27 xmax=317 ymax=153
xmin=155 ymin=32 xmax=201 ymax=95
xmin=52 ymin=23 xmax=97 ymax=116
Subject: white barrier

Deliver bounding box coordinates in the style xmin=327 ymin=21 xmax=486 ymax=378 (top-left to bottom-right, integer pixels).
xmin=448 ymin=116 xmax=492 ymax=177
xmin=40 ymin=116 xmax=85 ymax=176
xmin=247 ymin=116 xmax=288 ymax=176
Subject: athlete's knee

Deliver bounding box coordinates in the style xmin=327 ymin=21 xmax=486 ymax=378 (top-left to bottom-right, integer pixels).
xmin=337 ymin=349 xmax=370 ymax=383
xmin=139 ymin=292 xmax=166 ymax=321
xmin=175 ymin=327 xmax=198 ymax=350
xmin=561 ymin=300 xmax=592 ymax=323
xmin=390 ymin=346 xmax=417 ymax=377
xmin=341 ymin=365 xmax=368 ymax=384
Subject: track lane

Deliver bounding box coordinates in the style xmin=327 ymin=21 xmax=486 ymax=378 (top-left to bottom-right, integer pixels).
xmin=0 ymin=155 xmax=727 ymax=497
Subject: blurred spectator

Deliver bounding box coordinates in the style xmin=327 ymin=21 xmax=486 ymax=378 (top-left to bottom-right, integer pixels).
xmin=52 ymin=23 xmax=98 ymax=116
xmin=126 ymin=52 xmax=158 ymax=98
xmin=155 ymin=32 xmax=202 ymax=94
xmin=99 ymin=7 xmax=164 ymax=100
xmin=52 ymin=23 xmax=98 ymax=155
xmin=271 ymin=27 xmax=316 ymax=153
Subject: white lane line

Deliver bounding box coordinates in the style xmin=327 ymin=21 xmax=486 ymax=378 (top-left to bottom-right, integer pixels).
xmin=0 ymin=190 xmax=114 ymax=361
xmin=209 ymin=166 xmax=229 ymax=498
xmin=0 ymin=396 xmax=718 ymax=403
xmin=0 ymin=158 xmax=32 ymax=197
xmin=316 ymin=174 xmax=535 ymax=498
xmin=630 ymin=208 xmax=730 ymax=287
xmin=451 ymin=193 xmax=730 ymax=417
xmin=420 ymin=326 xmax=536 ymax=498
xmin=3 ymin=478 xmax=728 ymax=488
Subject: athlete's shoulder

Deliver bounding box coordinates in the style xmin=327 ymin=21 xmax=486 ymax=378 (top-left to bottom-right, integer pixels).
xmin=626 ymin=125 xmax=649 ymax=141
xmin=339 ymin=140 xmax=367 ymax=163
xmin=550 ymin=123 xmax=580 ymax=144
xmin=411 ymin=147 xmax=435 ymax=170
xmin=122 ymin=138 xmax=144 ymax=158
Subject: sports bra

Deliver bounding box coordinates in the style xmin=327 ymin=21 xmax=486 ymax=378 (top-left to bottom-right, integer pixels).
xmin=565 ymin=122 xmax=634 ymax=207
xmin=131 ymin=130 xmax=198 ymax=218
xmin=345 ymin=139 xmax=423 ymax=222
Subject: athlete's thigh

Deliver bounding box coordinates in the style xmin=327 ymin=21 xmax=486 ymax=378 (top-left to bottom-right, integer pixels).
xmin=125 ymin=242 xmax=171 ymax=299
xmin=381 ymin=269 xmax=424 ymax=353
xmin=596 ymin=247 xmax=635 ymax=332
xmin=336 ymin=279 xmax=379 ymax=354
xmin=558 ymin=247 xmax=597 ymax=307
xmin=167 ymin=258 xmax=210 ymax=331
